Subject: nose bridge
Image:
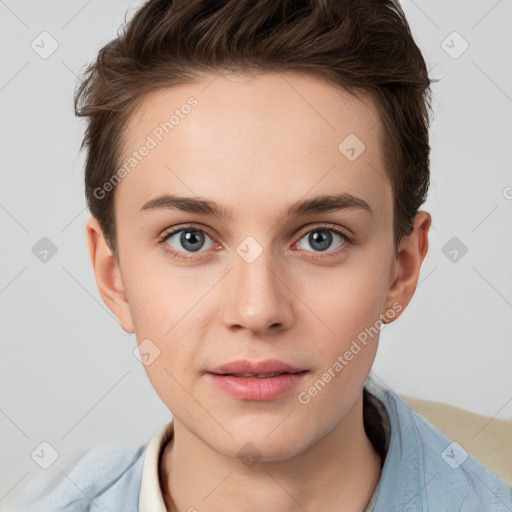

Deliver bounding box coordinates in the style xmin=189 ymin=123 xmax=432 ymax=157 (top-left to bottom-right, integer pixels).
xmin=222 ymin=235 xmax=292 ymax=332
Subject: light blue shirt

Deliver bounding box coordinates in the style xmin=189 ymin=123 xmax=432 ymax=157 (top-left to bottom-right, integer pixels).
xmin=6 ymin=373 xmax=512 ymax=511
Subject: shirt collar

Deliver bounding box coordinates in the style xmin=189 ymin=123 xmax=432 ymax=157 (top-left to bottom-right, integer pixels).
xmin=138 ymin=420 xmax=174 ymax=512
xmin=364 ymin=372 xmax=425 ymax=511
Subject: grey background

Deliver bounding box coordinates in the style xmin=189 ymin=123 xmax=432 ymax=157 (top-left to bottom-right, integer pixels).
xmin=1 ymin=0 xmax=511 ymax=507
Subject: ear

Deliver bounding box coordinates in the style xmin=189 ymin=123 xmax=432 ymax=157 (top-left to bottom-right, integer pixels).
xmin=381 ymin=211 xmax=431 ymax=323
xmin=85 ymin=216 xmax=135 ymax=333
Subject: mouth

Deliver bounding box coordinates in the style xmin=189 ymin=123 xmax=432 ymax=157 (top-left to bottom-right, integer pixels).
xmin=206 ymin=362 xmax=308 ymax=401
xmin=211 ymin=371 xmax=308 ymax=378
xmin=207 ymin=359 xmax=307 ymax=376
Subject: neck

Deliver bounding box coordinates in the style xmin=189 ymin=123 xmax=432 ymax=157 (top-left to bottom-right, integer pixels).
xmin=160 ymin=393 xmax=382 ymax=512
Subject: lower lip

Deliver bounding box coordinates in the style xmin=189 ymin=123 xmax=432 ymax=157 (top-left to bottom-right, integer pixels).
xmin=207 ymin=372 xmax=308 ymax=401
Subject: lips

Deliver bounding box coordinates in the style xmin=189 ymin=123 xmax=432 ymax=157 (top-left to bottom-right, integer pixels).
xmin=207 ymin=359 xmax=306 ymax=377
xmin=227 ymin=372 xmax=288 ymax=378
xmin=206 ymin=360 xmax=308 ymax=400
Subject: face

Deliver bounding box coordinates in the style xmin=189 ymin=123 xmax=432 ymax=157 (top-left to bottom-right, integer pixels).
xmin=88 ymin=71 xmax=423 ymax=462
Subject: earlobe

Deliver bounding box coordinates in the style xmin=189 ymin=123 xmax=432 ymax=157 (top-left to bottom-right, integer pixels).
xmin=381 ymin=211 xmax=431 ymax=324
xmin=85 ymin=217 xmax=135 ymax=334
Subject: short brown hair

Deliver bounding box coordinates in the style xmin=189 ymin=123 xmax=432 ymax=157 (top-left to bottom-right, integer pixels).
xmin=75 ymin=0 xmax=436 ymax=261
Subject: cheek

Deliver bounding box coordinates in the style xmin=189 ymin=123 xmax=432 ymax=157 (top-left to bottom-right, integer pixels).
xmin=125 ymin=270 xmax=200 ymax=412
xmin=122 ymin=256 xmax=193 ymax=333
xmin=295 ymin=262 xmax=389 ymax=414
xmin=302 ymin=259 xmax=390 ymax=346
xmin=121 ymin=260 xmax=205 ymax=361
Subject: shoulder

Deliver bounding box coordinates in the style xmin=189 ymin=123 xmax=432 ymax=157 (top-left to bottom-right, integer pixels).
xmin=365 ymin=374 xmax=512 ymax=511
xmin=407 ymin=403 xmax=511 ymax=510
xmin=5 ymin=441 xmax=147 ymax=512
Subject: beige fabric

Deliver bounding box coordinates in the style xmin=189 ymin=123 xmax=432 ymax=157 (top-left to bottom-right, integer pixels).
xmin=401 ymin=395 xmax=512 ymax=486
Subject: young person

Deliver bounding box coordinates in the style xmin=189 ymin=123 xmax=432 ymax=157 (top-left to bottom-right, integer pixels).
xmin=11 ymin=0 xmax=512 ymax=510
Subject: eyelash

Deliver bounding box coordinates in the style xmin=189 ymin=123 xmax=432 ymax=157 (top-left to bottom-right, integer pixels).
xmin=157 ymin=223 xmax=354 ymax=261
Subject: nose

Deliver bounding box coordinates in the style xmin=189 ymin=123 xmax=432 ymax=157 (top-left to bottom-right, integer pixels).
xmin=221 ymin=241 xmax=294 ymax=336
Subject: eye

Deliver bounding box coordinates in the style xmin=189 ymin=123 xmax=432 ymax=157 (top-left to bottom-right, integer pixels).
xmin=158 ymin=223 xmax=353 ymax=261
xmin=159 ymin=226 xmax=214 ymax=258
xmin=295 ymin=225 xmax=352 ymax=254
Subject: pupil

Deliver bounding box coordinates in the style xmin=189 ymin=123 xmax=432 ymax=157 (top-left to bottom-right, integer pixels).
xmin=181 ymin=230 xmax=204 ymax=252
xmin=310 ymin=230 xmax=331 ymax=251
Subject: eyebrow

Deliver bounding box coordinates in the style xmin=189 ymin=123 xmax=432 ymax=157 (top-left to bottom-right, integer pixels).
xmin=140 ymin=193 xmax=373 ymax=219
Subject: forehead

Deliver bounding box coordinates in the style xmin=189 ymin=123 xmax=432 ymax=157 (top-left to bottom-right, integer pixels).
xmin=117 ymin=71 xmax=391 ymax=224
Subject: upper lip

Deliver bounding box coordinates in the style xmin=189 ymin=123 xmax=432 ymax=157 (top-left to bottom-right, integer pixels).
xmin=207 ymin=359 xmax=307 ymax=376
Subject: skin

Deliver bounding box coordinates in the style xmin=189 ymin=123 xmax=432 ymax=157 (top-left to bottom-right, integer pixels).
xmin=86 ymin=71 xmax=430 ymax=512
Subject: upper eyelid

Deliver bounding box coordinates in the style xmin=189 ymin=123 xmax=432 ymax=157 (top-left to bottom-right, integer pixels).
xmin=159 ymin=223 xmax=216 ymax=243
